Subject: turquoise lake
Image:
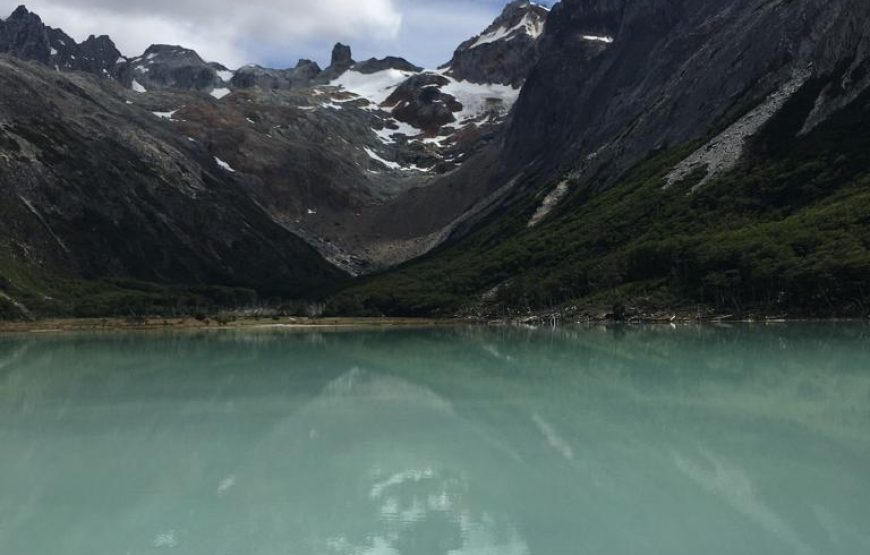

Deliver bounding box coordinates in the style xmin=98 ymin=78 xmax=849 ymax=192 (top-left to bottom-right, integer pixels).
xmin=0 ymin=324 xmax=868 ymax=554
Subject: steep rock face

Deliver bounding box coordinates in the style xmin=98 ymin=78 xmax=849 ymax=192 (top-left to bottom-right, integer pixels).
xmin=318 ymin=42 xmax=356 ymax=81
xmin=502 ymin=0 xmax=870 ymax=191
xmin=444 ymin=0 xmax=549 ymax=87
xmin=0 ymin=5 xmax=51 ymax=63
xmin=332 ymin=43 xmax=353 ymax=67
xmin=0 ymin=56 xmax=345 ymax=298
xmin=343 ymin=0 xmax=870 ymax=276
xmin=69 ymin=34 xmax=122 ymax=75
xmin=0 ymin=5 xmax=121 ymax=75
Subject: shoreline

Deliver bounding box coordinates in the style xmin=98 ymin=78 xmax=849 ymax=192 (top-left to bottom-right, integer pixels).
xmin=0 ymin=316 xmax=466 ymax=335
xmin=0 ymin=314 xmax=866 ymax=335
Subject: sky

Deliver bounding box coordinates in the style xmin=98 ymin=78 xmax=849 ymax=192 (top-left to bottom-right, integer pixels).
xmin=0 ymin=0 xmax=556 ymax=69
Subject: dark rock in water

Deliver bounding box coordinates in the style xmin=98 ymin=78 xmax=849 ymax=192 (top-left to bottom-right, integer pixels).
xmin=383 ymin=74 xmax=461 ymax=133
xmin=444 ymin=0 xmax=548 ymax=87
xmin=354 ymin=56 xmax=422 ymax=75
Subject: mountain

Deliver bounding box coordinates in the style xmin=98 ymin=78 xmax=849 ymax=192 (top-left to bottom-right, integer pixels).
xmin=329 ymin=0 xmax=870 ymax=318
xmin=120 ymin=44 xmax=233 ymax=93
xmin=444 ymin=0 xmax=549 ymax=87
xmin=0 ymin=55 xmax=344 ymax=318
xmin=0 ymin=5 xmax=121 ymax=75
xmin=2 ymin=1 xmax=869 ymax=320
xmin=0 ymin=2 xmax=547 ymax=317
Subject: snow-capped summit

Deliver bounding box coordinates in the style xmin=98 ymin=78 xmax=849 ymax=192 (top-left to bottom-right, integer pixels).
xmin=317 ymin=2 xmax=550 ymax=176
xmin=443 ymin=0 xmax=550 ymax=86
xmin=468 ymin=1 xmax=546 ymax=49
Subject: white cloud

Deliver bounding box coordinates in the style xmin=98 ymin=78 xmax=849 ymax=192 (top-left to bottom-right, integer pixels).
xmin=3 ymin=0 xmax=403 ymax=67
xmin=0 ymin=0 xmax=553 ymax=68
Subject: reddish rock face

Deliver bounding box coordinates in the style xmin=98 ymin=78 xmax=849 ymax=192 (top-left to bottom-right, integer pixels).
xmin=383 ymin=74 xmax=462 ymax=133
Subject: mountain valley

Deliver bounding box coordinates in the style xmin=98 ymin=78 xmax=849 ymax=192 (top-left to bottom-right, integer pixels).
xmin=1 ymin=0 xmax=869 ymax=319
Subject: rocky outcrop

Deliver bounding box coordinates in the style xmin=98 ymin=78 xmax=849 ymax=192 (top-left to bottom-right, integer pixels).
xmin=231 ymin=59 xmax=322 ymax=90
xmin=0 ymin=5 xmax=51 ymax=63
xmin=444 ymin=0 xmax=548 ymax=87
xmin=121 ymin=44 xmax=226 ymax=92
xmin=332 ymin=43 xmax=353 ymax=67
xmin=71 ymin=34 xmax=122 ymax=76
xmin=355 ymin=56 xmax=422 ymax=75
xmin=318 ymin=42 xmax=355 ymax=81
xmin=383 ymin=74 xmax=462 ymax=132
xmin=0 ymin=5 xmax=121 ymax=76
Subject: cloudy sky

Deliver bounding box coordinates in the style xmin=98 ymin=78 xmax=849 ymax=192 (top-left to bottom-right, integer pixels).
xmin=1 ymin=0 xmax=556 ymax=68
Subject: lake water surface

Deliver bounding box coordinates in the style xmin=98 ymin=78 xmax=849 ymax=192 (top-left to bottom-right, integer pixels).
xmin=0 ymin=324 xmax=869 ymax=555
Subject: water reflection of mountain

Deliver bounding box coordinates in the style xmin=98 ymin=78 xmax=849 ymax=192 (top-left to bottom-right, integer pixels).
xmin=0 ymin=325 xmax=868 ymax=554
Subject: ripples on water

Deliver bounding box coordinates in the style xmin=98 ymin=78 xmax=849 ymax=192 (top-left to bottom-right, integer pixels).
xmin=0 ymin=324 xmax=868 ymax=554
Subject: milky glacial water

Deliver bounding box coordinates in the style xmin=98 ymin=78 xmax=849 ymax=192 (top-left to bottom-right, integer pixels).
xmin=0 ymin=324 xmax=869 ymax=555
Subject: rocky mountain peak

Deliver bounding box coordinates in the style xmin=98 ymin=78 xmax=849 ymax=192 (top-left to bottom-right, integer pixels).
xmin=331 ymin=43 xmax=354 ymax=68
xmin=443 ymin=0 xmax=549 ymax=86
xmin=353 ymin=56 xmax=422 ymax=75
xmin=142 ymin=44 xmax=205 ymax=64
xmin=7 ymin=4 xmax=35 ymax=21
xmin=294 ymin=58 xmax=322 ymax=78
xmin=0 ymin=4 xmax=51 ymax=63
xmin=0 ymin=5 xmax=121 ymax=74
xmin=121 ymin=44 xmax=223 ymax=92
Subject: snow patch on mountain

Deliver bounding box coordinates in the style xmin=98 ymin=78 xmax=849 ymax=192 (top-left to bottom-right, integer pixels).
xmin=470 ymin=12 xmax=545 ymax=49
xmin=214 ymin=156 xmax=236 ymax=172
xmin=330 ymin=69 xmax=416 ymax=106
xmin=375 ymin=120 xmax=421 ymax=144
xmin=332 ymin=67 xmax=520 ymax=125
xmin=440 ymin=76 xmax=520 ymax=122
xmin=581 ymin=35 xmax=614 ymax=44
xmin=152 ymin=109 xmax=179 ymax=120
xmin=363 ymin=147 xmax=401 ymax=170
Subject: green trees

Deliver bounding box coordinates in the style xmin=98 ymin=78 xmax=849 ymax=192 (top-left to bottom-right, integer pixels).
xmin=329 ymin=84 xmax=870 ymax=318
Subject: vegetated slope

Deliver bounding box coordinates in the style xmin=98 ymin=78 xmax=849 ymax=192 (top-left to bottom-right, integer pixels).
xmin=0 ymin=56 xmax=345 ymax=318
xmin=328 ymin=65 xmax=870 ymax=318
xmin=329 ymin=0 xmax=870 ymax=292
